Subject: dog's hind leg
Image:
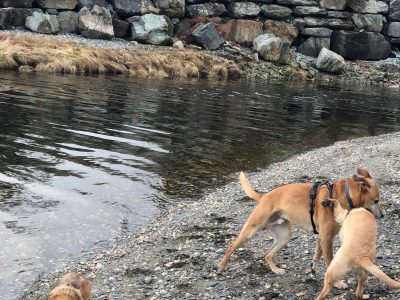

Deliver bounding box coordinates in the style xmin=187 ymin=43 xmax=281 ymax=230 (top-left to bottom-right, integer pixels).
xmin=218 ymin=205 xmax=270 ymax=272
xmin=311 ymin=237 xmax=322 ymax=275
xmin=354 ymin=268 xmax=368 ymax=300
xmin=264 ymin=220 xmax=292 ymax=275
xmin=315 ymin=259 xmax=348 ymax=300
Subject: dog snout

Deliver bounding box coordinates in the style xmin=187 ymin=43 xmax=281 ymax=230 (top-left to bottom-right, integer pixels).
xmin=372 ymin=205 xmax=384 ymax=219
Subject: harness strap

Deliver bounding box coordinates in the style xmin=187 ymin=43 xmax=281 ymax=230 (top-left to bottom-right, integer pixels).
xmin=344 ymin=181 xmax=355 ymax=210
xmin=309 ymin=181 xmax=333 ymax=235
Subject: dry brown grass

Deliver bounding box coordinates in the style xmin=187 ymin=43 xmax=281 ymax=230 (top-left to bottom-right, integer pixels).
xmin=0 ymin=32 xmax=241 ymax=80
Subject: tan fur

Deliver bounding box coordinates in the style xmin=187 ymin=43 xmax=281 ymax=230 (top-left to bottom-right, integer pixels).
xmin=219 ymin=168 xmax=382 ymax=275
xmin=316 ymin=199 xmax=400 ymax=300
xmin=48 ymin=272 xmax=91 ymax=300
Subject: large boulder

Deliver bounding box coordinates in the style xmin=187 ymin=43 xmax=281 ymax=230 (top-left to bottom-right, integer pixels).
xmin=13 ymin=8 xmax=41 ymax=27
xmin=77 ymin=0 xmax=109 ymax=9
xmin=304 ymin=17 xmax=354 ymax=29
xmin=316 ymin=48 xmax=345 ymax=73
xmin=301 ymin=27 xmax=332 ymax=37
xmin=57 ymin=11 xmax=78 ymax=33
xmin=112 ymin=18 xmax=129 ymax=37
xmin=277 ymin=0 xmax=318 ymax=5
xmin=78 ymin=5 xmax=114 ymax=39
xmin=37 ymin=0 xmax=77 ymax=9
xmin=347 ymin=0 xmax=388 ymax=13
xmin=0 ymin=7 xmax=14 ymax=29
xmin=110 ymin=0 xmax=154 ymax=17
xmin=293 ymin=6 xmax=327 ymax=17
xmin=319 ymin=0 xmax=346 ymax=10
xmin=228 ymin=2 xmax=260 ymax=18
xmin=131 ymin=13 xmax=173 ymax=45
xmin=253 ymin=33 xmax=292 ymax=64
xmin=186 ymin=3 xmax=227 ymax=17
xmin=1 ymin=0 xmax=33 ymax=7
xmin=264 ymin=20 xmax=299 ymax=42
xmin=388 ymin=22 xmax=400 ymax=37
xmin=191 ymin=22 xmax=225 ymax=50
xmin=298 ymin=36 xmax=330 ymax=57
xmin=351 ymin=14 xmax=384 ymax=32
xmin=331 ymin=30 xmax=391 ymax=60
xmin=389 ymin=0 xmax=400 ymax=21
xmin=260 ymin=5 xmax=292 ymax=19
xmin=222 ymin=19 xmax=263 ymax=46
xmin=153 ymin=0 xmax=185 ymax=17
xmin=25 ymin=11 xmax=59 ymax=33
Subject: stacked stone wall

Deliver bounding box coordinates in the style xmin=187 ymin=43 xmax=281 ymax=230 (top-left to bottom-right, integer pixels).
xmin=0 ymin=0 xmax=399 ymax=61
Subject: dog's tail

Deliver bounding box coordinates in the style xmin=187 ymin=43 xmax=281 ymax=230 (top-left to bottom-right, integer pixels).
xmin=239 ymin=172 xmax=262 ymax=202
xmin=359 ymin=258 xmax=400 ymax=289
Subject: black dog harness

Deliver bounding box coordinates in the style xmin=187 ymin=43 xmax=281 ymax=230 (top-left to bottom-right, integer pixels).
xmin=309 ymin=181 xmax=333 ymax=234
xmin=344 ymin=181 xmax=355 ymax=209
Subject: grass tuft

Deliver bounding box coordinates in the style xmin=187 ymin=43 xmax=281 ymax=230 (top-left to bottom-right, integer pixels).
xmin=0 ymin=32 xmax=241 ymax=80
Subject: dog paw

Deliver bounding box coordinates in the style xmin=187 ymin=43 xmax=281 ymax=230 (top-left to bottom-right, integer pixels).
xmin=321 ymin=199 xmax=336 ymax=208
xmin=334 ymin=280 xmax=348 ymax=289
xmin=217 ymin=263 xmax=226 ymax=273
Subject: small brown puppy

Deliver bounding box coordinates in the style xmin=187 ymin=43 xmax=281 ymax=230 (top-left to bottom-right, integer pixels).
xmin=218 ymin=168 xmax=382 ymax=275
xmin=48 ymin=272 xmax=91 ymax=300
xmin=316 ymin=199 xmax=400 ymax=300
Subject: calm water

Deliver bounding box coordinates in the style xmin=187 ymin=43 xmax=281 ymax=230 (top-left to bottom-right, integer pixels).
xmin=0 ymin=71 xmax=399 ymax=298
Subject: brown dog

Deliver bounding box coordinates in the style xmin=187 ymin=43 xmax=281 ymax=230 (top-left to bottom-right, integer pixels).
xmin=48 ymin=272 xmax=91 ymax=300
xmin=218 ymin=168 xmax=383 ymax=275
xmin=316 ymin=199 xmax=400 ymax=299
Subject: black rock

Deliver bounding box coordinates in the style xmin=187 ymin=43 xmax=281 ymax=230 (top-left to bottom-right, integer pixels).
xmin=191 ymin=22 xmax=225 ymax=50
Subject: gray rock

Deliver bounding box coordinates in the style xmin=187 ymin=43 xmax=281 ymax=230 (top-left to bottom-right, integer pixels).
xmin=229 ymin=2 xmax=260 ymax=18
xmin=78 ymin=5 xmax=114 ymax=39
xmin=37 ymin=0 xmax=77 ymax=9
xmin=45 ymin=8 xmax=58 ymax=15
xmin=298 ymin=36 xmax=330 ymax=57
xmin=186 ymin=3 xmax=227 ymax=17
xmin=57 ymin=10 xmax=78 ymax=33
xmin=347 ymin=0 xmax=388 ymax=13
xmin=112 ymin=18 xmax=129 ymax=38
xmin=131 ymin=13 xmax=173 ymax=45
xmin=191 ymin=22 xmax=225 ymax=50
xmin=293 ymin=18 xmax=306 ymax=29
xmin=304 ymin=17 xmax=354 ymax=29
xmin=110 ymin=0 xmax=154 ymax=17
xmin=174 ymin=18 xmax=192 ymax=40
xmin=260 ymin=4 xmax=292 ymax=19
xmin=253 ymin=33 xmax=292 ymax=64
xmin=388 ymin=22 xmax=400 ymax=37
xmin=331 ymin=30 xmax=391 ymax=60
xmin=25 ymin=11 xmax=59 ymax=34
xmin=351 ymin=14 xmax=384 ymax=32
xmin=277 ymin=0 xmax=318 ymax=6
xmin=389 ymin=0 xmax=400 ymax=21
xmin=319 ymin=0 xmax=346 ymax=10
xmin=77 ymin=0 xmax=109 ymax=9
xmin=316 ymin=48 xmax=345 ymax=73
xmin=154 ymin=0 xmax=185 ymax=17
xmin=301 ymin=27 xmax=332 ymax=37
xmin=292 ymin=6 xmax=327 ymax=17
xmin=1 ymin=0 xmax=33 ymax=7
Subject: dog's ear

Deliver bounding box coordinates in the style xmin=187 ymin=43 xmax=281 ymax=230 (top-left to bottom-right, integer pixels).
xmin=321 ymin=199 xmax=336 ymax=208
xmin=357 ymin=167 xmax=371 ymax=178
xmin=353 ymin=175 xmax=371 ymax=190
xmin=79 ymin=276 xmax=92 ymax=300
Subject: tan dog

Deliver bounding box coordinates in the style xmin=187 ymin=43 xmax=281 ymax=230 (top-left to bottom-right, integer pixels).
xmin=48 ymin=272 xmax=91 ymax=300
xmin=218 ymin=168 xmax=382 ymax=275
xmin=316 ymin=199 xmax=400 ymax=299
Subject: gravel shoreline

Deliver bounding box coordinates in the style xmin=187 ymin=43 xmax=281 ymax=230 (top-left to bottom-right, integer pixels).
xmin=22 ymin=132 xmax=400 ymax=300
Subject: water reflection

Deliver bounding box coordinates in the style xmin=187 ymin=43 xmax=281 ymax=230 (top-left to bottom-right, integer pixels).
xmin=0 ymin=71 xmax=399 ymax=298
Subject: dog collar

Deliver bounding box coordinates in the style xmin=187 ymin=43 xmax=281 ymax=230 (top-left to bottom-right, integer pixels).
xmin=344 ymin=181 xmax=355 ymax=210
